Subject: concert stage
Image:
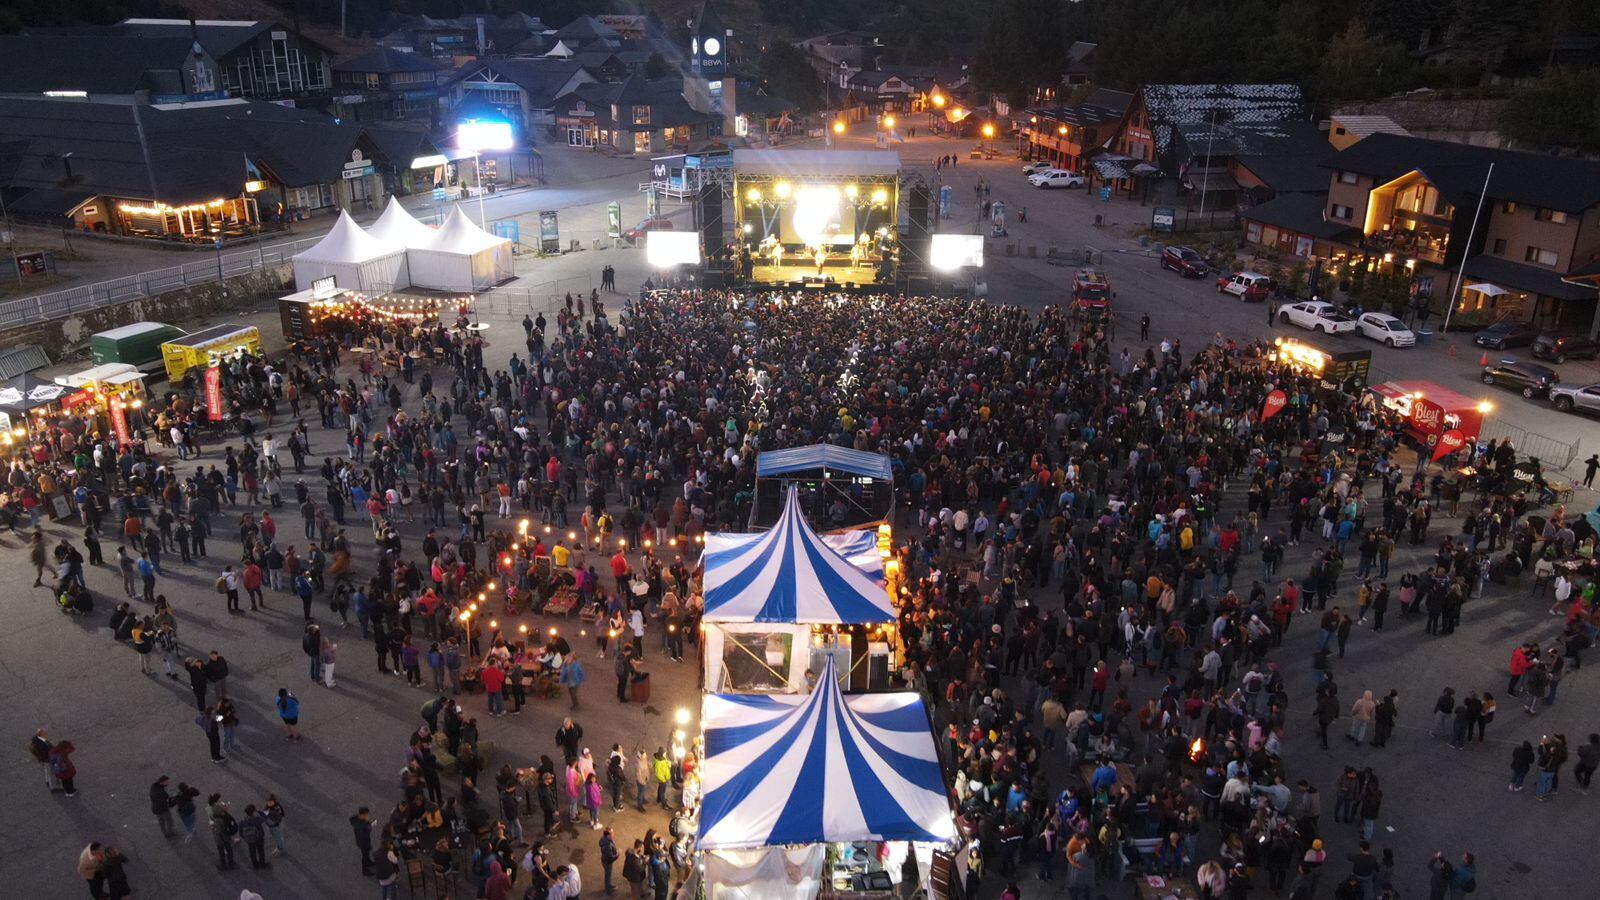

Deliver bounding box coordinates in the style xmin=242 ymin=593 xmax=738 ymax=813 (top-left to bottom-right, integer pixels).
xmin=744 ymin=260 xmax=883 ymax=286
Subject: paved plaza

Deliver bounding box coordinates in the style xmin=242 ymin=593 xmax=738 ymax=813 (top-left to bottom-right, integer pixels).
xmin=2 ymin=137 xmax=1597 ymax=900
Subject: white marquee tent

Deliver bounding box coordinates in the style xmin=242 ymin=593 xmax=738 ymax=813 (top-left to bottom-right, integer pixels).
xmin=365 ymin=197 xmax=438 ymax=250
xmin=291 ymin=211 xmax=410 ymax=293
xmin=408 ymin=207 xmax=514 ymax=291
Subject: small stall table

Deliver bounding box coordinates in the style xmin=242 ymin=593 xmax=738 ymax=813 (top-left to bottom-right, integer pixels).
xmin=1136 ymin=874 xmax=1202 ymax=900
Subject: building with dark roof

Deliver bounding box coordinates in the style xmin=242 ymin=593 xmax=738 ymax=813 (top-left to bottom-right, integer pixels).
xmin=0 ymin=35 xmax=225 ymax=104
xmin=0 ymin=97 xmax=425 ymax=242
xmin=444 ymin=58 xmax=599 ymax=134
xmin=552 ymin=76 xmax=719 ymax=155
xmin=1245 ymin=131 xmax=1600 ymax=332
xmin=330 ymin=47 xmax=443 ymax=123
xmin=1016 ymin=89 xmax=1133 ymax=175
xmin=111 ymin=19 xmax=335 ymax=102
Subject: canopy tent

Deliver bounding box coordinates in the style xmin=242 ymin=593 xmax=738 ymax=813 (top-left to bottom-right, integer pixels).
xmin=0 ymin=373 xmax=70 ymax=413
xmin=365 ymin=197 xmax=438 ymax=250
xmin=755 ymin=445 xmax=893 ymax=480
xmin=703 ymin=486 xmax=893 ymax=624
xmin=407 ymin=207 xmax=514 ymax=292
xmin=1464 ymin=282 xmax=1510 ymax=297
xmin=751 ymin=444 xmax=894 ymax=529
xmin=291 ymin=211 xmax=410 ymax=293
xmin=698 ymin=656 xmax=955 ymax=850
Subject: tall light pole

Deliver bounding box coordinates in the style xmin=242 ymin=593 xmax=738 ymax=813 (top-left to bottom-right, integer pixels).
xmin=456 ymin=120 xmax=516 ymax=228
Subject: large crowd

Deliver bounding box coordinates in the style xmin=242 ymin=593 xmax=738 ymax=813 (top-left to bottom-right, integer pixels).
xmin=12 ymin=286 xmax=1599 ymax=900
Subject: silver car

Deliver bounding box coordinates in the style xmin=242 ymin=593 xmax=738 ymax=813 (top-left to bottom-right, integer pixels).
xmin=1549 ymin=382 xmax=1600 ymax=415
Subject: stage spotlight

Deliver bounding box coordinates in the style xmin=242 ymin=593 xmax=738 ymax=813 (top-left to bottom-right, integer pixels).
xmin=871 ymin=188 xmax=889 ymax=205
xmin=742 ymin=222 xmax=752 ymax=233
xmin=844 ymin=184 xmax=859 ymax=199
xmin=775 ymin=181 xmax=791 ymax=199
xmin=746 ymin=187 xmax=762 ymax=202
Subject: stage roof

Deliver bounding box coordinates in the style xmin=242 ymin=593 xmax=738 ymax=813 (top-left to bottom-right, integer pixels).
xmin=699 ymin=656 xmax=956 ymax=849
xmin=731 ymin=149 xmax=901 ymax=178
xmin=757 ymin=444 xmax=893 ymax=480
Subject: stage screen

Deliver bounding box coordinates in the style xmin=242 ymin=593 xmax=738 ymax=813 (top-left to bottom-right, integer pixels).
xmin=929 ymin=233 xmax=984 ymax=269
xmin=778 ymin=186 xmax=857 ymax=248
xmin=646 ymin=230 xmax=702 ymax=267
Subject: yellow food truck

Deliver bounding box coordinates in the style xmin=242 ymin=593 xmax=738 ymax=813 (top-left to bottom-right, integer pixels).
xmin=160 ymin=324 xmax=262 ymax=383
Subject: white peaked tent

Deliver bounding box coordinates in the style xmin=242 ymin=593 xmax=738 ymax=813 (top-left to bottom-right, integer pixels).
xmin=291 ymin=211 xmax=410 ymax=292
xmin=365 ymin=197 xmax=438 ymax=250
xmin=408 ymin=207 xmax=513 ymax=291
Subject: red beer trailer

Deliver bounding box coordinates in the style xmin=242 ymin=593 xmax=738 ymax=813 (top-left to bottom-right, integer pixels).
xmin=1369 ymin=380 xmax=1488 ymax=450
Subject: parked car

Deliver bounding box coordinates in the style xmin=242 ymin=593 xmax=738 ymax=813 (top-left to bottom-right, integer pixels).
xmin=1279 ymin=301 xmax=1357 ymax=334
xmin=1160 ymin=246 xmax=1209 ymax=277
xmin=1530 ymin=333 xmax=1600 ymax=363
xmin=1028 ymin=169 xmax=1086 ymax=189
xmin=1473 ymin=320 xmax=1540 ymax=350
xmin=1480 ymin=359 xmax=1559 ymax=398
xmin=1216 ymin=271 xmax=1274 ymax=301
xmin=1355 ymin=312 xmax=1416 ymax=347
xmin=622 ymin=217 xmax=673 ymax=243
xmin=1022 ymin=161 xmax=1054 ymax=176
xmin=1548 ymin=382 xmax=1600 ymax=415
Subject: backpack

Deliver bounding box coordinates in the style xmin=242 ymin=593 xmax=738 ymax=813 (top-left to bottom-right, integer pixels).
xmin=214 ymin=576 xmax=228 ymax=593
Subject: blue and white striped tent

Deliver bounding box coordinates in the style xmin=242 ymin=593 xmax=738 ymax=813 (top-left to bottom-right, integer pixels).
xmin=698 ymin=658 xmax=956 ymax=849
xmin=702 ymin=486 xmax=893 ymax=623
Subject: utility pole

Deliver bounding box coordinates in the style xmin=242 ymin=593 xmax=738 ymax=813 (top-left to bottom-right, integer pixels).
xmin=1443 ymin=163 xmax=1495 ymax=335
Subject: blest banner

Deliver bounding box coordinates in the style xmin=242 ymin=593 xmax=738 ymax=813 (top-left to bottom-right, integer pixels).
xmin=205 ymin=366 xmax=223 ymax=421
xmin=110 ymin=403 xmax=131 ymax=446
xmin=1262 ymin=390 xmax=1288 ymax=420
xmin=1432 ymin=429 xmax=1465 ymax=461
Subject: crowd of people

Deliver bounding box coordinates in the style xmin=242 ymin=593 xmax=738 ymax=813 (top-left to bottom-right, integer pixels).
xmin=17 ymin=284 xmax=1599 ymax=899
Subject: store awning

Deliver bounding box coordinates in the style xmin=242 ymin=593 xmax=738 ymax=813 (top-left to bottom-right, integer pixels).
xmin=698 ymin=656 xmax=956 ymax=850
xmin=702 ymin=486 xmax=894 ymax=624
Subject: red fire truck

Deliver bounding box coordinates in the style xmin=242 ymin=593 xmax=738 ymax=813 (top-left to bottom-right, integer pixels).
xmin=1369 ymin=380 xmax=1490 ymax=450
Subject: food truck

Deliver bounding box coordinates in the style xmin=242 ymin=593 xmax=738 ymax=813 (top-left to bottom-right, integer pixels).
xmin=160 ymin=324 xmax=262 ymax=383
xmin=1368 ymin=380 xmax=1489 ymax=449
xmin=90 ymin=322 xmax=185 ymax=374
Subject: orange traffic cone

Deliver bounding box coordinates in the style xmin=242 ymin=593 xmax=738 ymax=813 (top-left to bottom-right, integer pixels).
xmin=1479 ymin=351 xmax=1488 ymax=366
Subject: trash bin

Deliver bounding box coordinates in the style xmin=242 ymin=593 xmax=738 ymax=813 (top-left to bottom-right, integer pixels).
xmin=1417 ymin=329 xmax=1434 ymax=345
xmin=1139 ymin=235 xmax=1150 ymax=248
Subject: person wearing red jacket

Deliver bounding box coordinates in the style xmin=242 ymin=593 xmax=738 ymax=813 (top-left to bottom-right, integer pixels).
xmin=481 ymin=660 xmax=507 ymax=717
xmin=242 ymin=561 xmax=264 ymax=611
xmin=1507 ymin=643 xmax=1531 ymax=695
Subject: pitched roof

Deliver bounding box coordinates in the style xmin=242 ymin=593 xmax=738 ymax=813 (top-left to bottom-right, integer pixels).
xmin=0 ymin=99 xmax=250 ymax=209
xmin=1461 ymin=254 xmax=1592 ymax=301
xmin=0 ymin=35 xmax=202 ymax=95
xmin=1242 ymin=192 xmax=1356 ymax=240
xmin=1065 ymin=41 xmax=1097 ymax=74
xmin=1142 ymin=84 xmax=1305 ymax=126
xmin=553 ymin=15 xmax=620 ymax=45
xmin=1322 ymin=132 xmax=1600 ymax=214
xmin=115 ymin=19 xmax=335 ymax=58
xmin=1329 ymin=114 xmax=1410 ymax=139
xmin=448 ymin=58 xmax=592 ymax=105
xmin=333 ymin=46 xmax=441 ymax=75
xmin=1233 ymin=153 xmax=1331 ymax=194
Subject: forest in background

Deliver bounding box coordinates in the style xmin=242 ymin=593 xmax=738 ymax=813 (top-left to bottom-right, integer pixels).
xmin=1 ymin=0 xmax=1596 ymax=151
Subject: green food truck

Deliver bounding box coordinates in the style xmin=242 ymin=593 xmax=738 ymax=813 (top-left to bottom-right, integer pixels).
xmin=89 ymin=322 xmax=186 ymax=376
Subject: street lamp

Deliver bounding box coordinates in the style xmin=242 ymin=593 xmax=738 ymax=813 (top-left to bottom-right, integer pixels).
xmin=881 ymin=115 xmax=895 ymax=131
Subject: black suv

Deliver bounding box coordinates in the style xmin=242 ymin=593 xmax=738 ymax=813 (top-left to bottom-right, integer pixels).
xmin=1530 ymin=333 xmax=1600 ymax=364
xmin=1480 ymin=360 xmax=1559 ymax=398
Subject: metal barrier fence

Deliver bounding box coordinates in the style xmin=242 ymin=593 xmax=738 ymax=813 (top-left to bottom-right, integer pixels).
xmin=0 ymin=236 xmax=321 ymax=330
xmin=1479 ymin=418 xmax=1581 ymax=474
xmin=474 ymin=275 xmax=597 ymax=318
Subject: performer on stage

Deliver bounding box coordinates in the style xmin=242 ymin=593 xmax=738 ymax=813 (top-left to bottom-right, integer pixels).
xmin=814 ymin=244 xmax=827 ymax=276
xmin=765 ymin=236 xmax=782 ymax=271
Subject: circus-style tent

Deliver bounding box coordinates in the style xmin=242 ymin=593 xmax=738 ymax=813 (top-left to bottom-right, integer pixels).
xmin=703 ymin=486 xmax=892 ymax=624
xmin=694 ymin=657 xmax=956 ymax=898
xmin=290 ymin=210 xmax=409 ymax=292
